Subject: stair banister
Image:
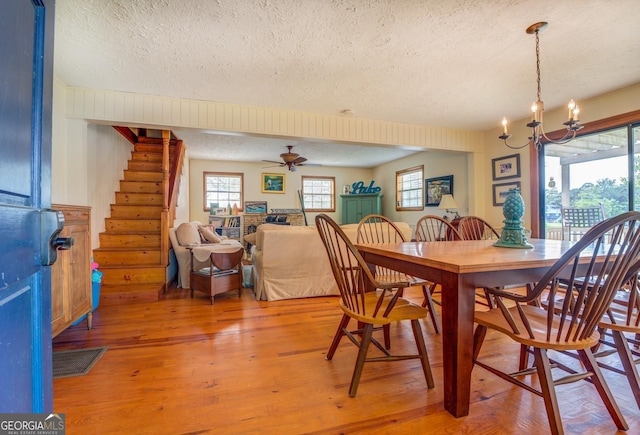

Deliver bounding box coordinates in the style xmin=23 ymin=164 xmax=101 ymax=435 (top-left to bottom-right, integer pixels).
xmin=160 ymin=130 xmax=171 ymax=265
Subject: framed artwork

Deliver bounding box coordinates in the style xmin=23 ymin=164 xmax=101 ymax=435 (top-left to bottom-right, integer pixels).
xmin=261 ymin=173 xmax=285 ymax=194
xmin=493 ymin=181 xmax=521 ymax=206
xmin=492 ymin=154 xmax=521 ymax=181
xmin=245 ymin=201 xmax=267 ymax=214
xmin=425 ymin=175 xmax=453 ymax=206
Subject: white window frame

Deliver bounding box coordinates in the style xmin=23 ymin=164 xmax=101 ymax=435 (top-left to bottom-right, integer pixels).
xmin=302 ymin=176 xmax=335 ymax=212
xmin=203 ymin=172 xmax=244 ymax=212
xmin=396 ymin=165 xmax=424 ymax=211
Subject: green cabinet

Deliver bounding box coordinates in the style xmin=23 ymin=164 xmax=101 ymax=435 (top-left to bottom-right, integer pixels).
xmin=341 ymin=194 xmax=383 ymax=224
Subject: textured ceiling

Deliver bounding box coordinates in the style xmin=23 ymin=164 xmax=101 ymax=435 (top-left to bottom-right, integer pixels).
xmin=54 ymin=0 xmax=640 ymax=167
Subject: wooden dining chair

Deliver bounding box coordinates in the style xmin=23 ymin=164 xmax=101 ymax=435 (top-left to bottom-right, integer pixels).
xmin=592 ymin=259 xmax=640 ymax=410
xmin=357 ymin=214 xmax=440 ymax=333
xmin=457 ymin=216 xmax=501 ymax=240
xmin=414 ymin=215 xmax=462 ymax=243
xmin=316 ymin=213 xmax=435 ymax=397
xmin=414 ymin=215 xmax=462 ymax=310
xmin=472 ymin=211 xmax=640 ymax=435
xmin=457 ymin=216 xmax=503 ymax=308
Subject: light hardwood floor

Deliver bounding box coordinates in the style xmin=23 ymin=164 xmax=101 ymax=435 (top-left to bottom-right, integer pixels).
xmin=53 ymin=285 xmax=640 ymax=434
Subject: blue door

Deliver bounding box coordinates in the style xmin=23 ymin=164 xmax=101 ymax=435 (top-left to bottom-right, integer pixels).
xmin=0 ymin=0 xmax=55 ymax=412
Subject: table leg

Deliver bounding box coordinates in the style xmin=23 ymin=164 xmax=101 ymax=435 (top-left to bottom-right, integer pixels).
xmin=440 ymin=271 xmax=476 ymax=417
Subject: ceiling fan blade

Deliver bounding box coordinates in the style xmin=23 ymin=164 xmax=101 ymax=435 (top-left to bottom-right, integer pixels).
xmin=299 ymin=163 xmax=322 ymax=167
xmin=262 ymin=160 xmax=285 ymax=165
xmin=292 ymin=156 xmax=307 ymax=164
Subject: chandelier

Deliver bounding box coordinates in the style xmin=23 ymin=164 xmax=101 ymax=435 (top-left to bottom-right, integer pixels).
xmin=499 ymin=22 xmax=583 ymax=150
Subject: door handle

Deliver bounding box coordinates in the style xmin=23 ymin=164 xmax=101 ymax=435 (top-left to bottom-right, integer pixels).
xmin=40 ymin=209 xmax=74 ymax=266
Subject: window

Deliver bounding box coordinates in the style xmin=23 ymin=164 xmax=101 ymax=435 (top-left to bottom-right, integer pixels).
xmin=396 ymin=166 xmax=424 ymax=210
xmin=302 ymin=176 xmax=335 ymax=212
xmin=539 ymin=110 xmax=640 ymax=239
xmin=203 ymin=172 xmax=244 ymax=211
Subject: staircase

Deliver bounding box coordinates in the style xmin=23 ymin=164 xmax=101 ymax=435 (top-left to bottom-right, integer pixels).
xmin=93 ymin=137 xmax=176 ymax=304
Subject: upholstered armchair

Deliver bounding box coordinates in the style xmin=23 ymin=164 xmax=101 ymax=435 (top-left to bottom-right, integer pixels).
xmin=169 ymin=221 xmax=243 ymax=288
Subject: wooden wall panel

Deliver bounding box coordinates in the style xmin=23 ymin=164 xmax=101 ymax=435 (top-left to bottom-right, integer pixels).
xmin=64 ymin=86 xmax=485 ymax=152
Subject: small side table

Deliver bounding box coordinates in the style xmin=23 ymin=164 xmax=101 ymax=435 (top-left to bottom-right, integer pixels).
xmin=190 ymin=246 xmax=244 ymax=304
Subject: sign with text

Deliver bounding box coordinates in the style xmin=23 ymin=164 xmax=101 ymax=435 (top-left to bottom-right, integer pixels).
xmin=0 ymin=414 xmax=65 ymax=435
xmin=349 ymin=181 xmax=381 ymax=195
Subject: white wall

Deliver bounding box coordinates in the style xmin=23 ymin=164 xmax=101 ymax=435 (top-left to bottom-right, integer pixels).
xmin=188 ymin=159 xmax=373 ymax=225
xmin=373 ymin=150 xmax=471 ymax=231
xmin=483 ymin=82 xmax=640 ymax=231
xmin=52 ymin=79 xmax=133 ymax=248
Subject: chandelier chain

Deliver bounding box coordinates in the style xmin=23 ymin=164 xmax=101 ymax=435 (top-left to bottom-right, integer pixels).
xmin=535 ymin=30 xmax=541 ymax=103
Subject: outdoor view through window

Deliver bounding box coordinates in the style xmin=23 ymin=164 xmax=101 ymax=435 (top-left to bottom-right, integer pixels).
xmin=543 ymin=124 xmax=640 ymax=239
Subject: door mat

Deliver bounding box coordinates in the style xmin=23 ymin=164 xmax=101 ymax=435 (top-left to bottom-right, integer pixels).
xmin=53 ymin=347 xmax=107 ymax=378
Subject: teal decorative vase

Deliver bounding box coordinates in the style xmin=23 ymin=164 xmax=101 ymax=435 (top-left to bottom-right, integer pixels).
xmin=494 ymin=188 xmax=533 ymax=249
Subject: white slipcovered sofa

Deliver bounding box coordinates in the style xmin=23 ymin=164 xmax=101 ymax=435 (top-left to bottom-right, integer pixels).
xmin=169 ymin=221 xmax=244 ymax=288
xmin=250 ymin=221 xmax=412 ymax=301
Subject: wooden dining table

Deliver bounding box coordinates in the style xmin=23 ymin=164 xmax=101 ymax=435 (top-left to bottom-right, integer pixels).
xmin=355 ymin=238 xmax=576 ymax=418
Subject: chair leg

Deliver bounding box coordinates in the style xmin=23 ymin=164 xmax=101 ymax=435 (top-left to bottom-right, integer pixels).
xmin=519 ymin=344 xmax=531 ymax=370
xmin=411 ymin=319 xmax=434 ymax=388
xmin=532 ymin=348 xmax=564 ymax=435
xmin=420 ymin=284 xmax=441 ymax=334
xmin=326 ymin=314 xmax=350 ymax=360
xmin=472 ymin=324 xmax=487 ymax=361
xmin=578 ymin=348 xmax=628 ymax=431
xmin=383 ymin=324 xmax=391 ymax=349
xmin=482 ymin=288 xmax=496 ymax=309
xmin=591 ymin=326 xmax=605 ymax=353
xmin=611 ymin=330 xmax=640 ymax=410
xmin=349 ymin=323 xmax=373 ymax=397
xmin=422 ymin=282 xmax=438 ymax=305
xmin=359 ymin=320 xmax=390 ymax=349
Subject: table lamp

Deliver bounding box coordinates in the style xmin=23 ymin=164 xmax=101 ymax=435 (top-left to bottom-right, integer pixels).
xmin=438 ymin=194 xmax=460 ymax=220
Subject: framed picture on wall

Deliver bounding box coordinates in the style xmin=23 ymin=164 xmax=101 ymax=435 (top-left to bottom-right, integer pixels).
xmin=492 ymin=154 xmax=521 ymax=181
xmin=425 ymin=175 xmax=453 ymax=206
xmin=261 ymin=173 xmax=285 ymax=194
xmin=245 ymin=201 xmax=267 ymax=214
xmin=493 ymin=181 xmax=521 ymax=206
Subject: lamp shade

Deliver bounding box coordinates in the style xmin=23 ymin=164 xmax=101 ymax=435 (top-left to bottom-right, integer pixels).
xmin=437 ymin=194 xmax=458 ymax=210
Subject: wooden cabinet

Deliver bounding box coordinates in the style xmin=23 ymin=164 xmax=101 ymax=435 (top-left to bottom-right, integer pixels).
xmin=341 ymin=194 xmax=383 ymax=224
xmin=51 ymin=204 xmax=92 ymax=338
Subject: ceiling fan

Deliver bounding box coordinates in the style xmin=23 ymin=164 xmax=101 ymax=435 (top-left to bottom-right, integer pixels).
xmin=262 ymin=145 xmax=319 ymax=172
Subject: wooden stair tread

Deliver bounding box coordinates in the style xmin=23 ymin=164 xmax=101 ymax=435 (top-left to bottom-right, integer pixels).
xmin=136 ymin=136 xmax=178 ymax=144
xmin=98 ymin=264 xmax=166 ymax=269
xmin=100 ymin=283 xmax=164 ymax=293
xmin=98 ymin=264 xmax=164 ymax=268
xmin=107 ymin=217 xmax=161 ymax=220
xmin=100 ymin=231 xmax=160 ymax=234
xmin=94 ymin=247 xmax=161 ymax=252
xmin=110 ymin=204 xmax=163 ymax=209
